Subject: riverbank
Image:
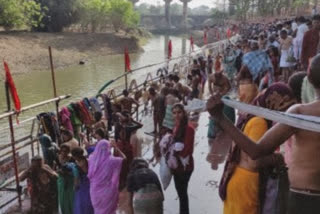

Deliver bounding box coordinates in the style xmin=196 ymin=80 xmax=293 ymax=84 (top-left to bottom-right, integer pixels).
xmin=0 ymin=31 xmax=144 ymax=75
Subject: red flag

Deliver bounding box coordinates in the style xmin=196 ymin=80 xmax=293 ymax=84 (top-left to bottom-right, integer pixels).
xmin=124 ymin=48 xmax=131 ymax=72
xmin=204 ymin=31 xmax=208 ymax=45
xmin=4 ymin=61 xmax=21 ymax=112
xmin=190 ymin=36 xmax=194 ymax=52
xmin=168 ymin=40 xmax=172 ymax=59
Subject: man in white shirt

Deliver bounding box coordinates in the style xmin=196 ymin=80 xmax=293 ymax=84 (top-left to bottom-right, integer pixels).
xmin=293 ymin=16 xmax=309 ymax=62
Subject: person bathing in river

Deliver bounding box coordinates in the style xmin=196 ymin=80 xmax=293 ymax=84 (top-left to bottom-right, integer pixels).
xmin=207 ymin=54 xmax=320 ymax=214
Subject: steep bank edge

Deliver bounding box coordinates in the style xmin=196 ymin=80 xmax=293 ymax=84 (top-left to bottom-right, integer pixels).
xmin=0 ymin=31 xmax=144 ymax=75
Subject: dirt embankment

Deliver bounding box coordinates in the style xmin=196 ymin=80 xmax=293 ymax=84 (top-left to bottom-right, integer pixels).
xmin=0 ymin=31 xmax=142 ymax=75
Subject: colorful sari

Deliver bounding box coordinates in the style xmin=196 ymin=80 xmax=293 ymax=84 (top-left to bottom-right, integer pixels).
xmin=58 ymin=163 xmax=75 ymax=214
xmin=73 ymin=165 xmax=94 ymax=214
xmin=88 ymin=140 xmax=123 ymax=214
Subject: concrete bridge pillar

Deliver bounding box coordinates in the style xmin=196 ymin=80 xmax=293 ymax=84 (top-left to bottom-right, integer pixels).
xmin=180 ymin=0 xmax=192 ymax=29
xmin=164 ymin=0 xmax=173 ymax=28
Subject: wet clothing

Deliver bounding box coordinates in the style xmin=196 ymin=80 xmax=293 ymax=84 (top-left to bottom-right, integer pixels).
xmin=127 ymin=168 xmax=164 ymax=214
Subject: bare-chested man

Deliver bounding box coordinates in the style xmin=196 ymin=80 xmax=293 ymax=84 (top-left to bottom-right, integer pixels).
xmin=207 ymin=54 xmax=320 ymax=214
xmin=208 ymin=68 xmax=231 ymax=96
xmin=119 ymin=89 xmax=139 ymax=114
xmin=172 ymin=75 xmax=191 ymax=104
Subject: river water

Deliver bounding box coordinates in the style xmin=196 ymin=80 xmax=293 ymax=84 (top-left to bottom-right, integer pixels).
xmin=1 ymin=34 xmax=225 ymax=213
xmin=0 ymin=34 xmax=193 ymax=139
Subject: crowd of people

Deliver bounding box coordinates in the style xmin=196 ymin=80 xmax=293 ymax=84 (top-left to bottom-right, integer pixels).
xmin=17 ymin=13 xmax=320 ymax=214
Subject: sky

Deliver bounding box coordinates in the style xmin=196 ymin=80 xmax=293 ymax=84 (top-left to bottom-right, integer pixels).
xmin=137 ymin=0 xmax=216 ymax=9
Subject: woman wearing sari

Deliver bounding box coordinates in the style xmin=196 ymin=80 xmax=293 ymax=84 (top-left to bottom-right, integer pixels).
xmin=88 ymin=139 xmax=126 ymax=214
xmin=218 ymin=83 xmax=296 ymax=214
xmin=71 ymin=147 xmax=94 ymax=214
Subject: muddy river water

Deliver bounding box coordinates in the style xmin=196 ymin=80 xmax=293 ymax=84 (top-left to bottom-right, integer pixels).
xmin=0 ymin=34 xmax=225 ymax=213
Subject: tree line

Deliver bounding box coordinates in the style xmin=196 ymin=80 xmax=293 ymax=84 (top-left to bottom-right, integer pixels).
xmin=136 ymin=3 xmax=212 ymax=16
xmin=227 ymin=0 xmax=318 ymax=20
xmin=0 ymin=0 xmax=139 ymax=32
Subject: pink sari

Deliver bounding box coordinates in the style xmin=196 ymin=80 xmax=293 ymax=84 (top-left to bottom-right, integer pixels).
xmin=88 ymin=140 xmax=123 ymax=214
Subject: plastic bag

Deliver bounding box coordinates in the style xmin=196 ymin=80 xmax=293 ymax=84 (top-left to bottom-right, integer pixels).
xmin=159 ymin=157 xmax=172 ymax=190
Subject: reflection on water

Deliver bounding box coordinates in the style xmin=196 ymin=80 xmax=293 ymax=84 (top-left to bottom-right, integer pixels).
xmin=0 ymin=34 xmax=192 ymax=129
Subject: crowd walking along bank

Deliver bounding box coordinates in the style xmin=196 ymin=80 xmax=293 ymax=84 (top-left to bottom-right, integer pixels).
xmin=2 ymin=13 xmax=320 ymax=214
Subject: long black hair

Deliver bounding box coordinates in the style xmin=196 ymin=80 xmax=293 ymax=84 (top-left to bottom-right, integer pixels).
xmin=172 ymin=103 xmax=188 ymax=142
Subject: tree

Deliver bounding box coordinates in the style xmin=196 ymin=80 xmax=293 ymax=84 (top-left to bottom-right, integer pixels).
xmin=211 ymin=8 xmax=228 ymax=24
xmin=77 ymin=0 xmax=110 ymax=32
xmin=136 ymin=3 xmax=151 ymax=15
xmin=170 ymin=3 xmax=183 ymax=15
xmin=107 ymin=0 xmax=140 ymax=32
xmin=0 ymin=0 xmax=43 ymax=30
xmin=234 ymin=0 xmax=252 ymax=20
xmin=33 ymin=0 xmax=79 ymax=32
xmin=191 ymin=5 xmax=211 ymax=15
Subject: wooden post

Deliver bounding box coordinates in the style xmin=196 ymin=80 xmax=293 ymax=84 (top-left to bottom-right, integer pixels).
xmin=125 ymin=69 xmax=128 ymax=91
xmin=5 ymin=82 xmax=22 ymax=207
xmin=48 ymin=46 xmax=61 ymax=144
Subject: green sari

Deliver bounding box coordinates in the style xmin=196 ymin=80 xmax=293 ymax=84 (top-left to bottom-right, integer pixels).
xmin=58 ymin=165 xmax=75 ymax=214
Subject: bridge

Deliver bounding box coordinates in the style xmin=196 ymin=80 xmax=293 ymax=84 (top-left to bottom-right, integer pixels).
xmin=132 ymin=0 xmax=210 ymax=29
xmin=140 ymin=15 xmax=212 ymax=30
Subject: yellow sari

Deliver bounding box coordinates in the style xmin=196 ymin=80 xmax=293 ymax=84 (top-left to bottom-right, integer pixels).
xmin=224 ymin=117 xmax=268 ymax=214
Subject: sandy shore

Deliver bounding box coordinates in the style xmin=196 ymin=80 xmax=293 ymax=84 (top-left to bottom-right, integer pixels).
xmin=0 ymin=31 xmax=142 ymax=75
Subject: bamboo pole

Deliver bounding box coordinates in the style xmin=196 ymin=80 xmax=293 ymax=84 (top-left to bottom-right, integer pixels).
xmin=5 ymin=82 xmax=21 ymax=207
xmin=48 ymin=47 xmax=61 ymax=144
xmin=0 ymin=95 xmax=71 ymax=120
